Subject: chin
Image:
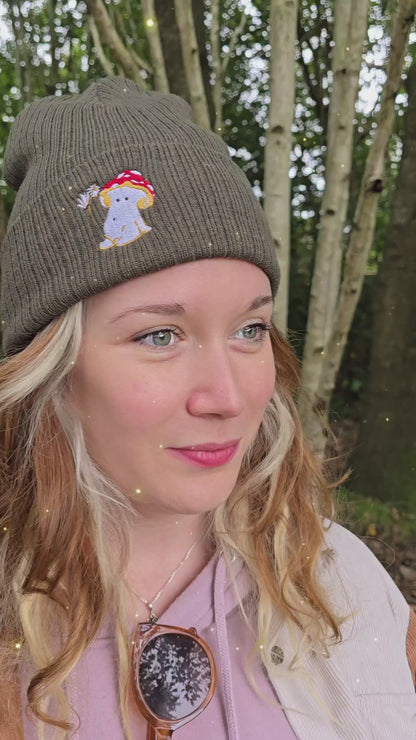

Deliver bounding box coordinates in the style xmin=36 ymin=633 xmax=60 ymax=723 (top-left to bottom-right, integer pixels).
xmin=150 ymin=478 xmax=238 ymax=516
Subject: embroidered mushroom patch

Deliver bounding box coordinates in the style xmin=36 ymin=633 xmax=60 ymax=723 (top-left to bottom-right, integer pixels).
xmin=77 ymin=170 xmax=155 ymax=250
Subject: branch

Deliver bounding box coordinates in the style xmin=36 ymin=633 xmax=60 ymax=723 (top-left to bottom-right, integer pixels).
xmin=129 ymin=48 xmax=153 ymax=76
xmin=142 ymin=0 xmax=169 ymax=91
xmin=264 ymin=0 xmax=299 ymax=333
xmin=317 ymin=0 xmax=416 ymax=409
xmin=221 ymin=10 xmax=247 ymax=75
xmin=84 ymin=0 xmax=143 ymax=83
xmin=300 ymin=0 xmax=370 ymax=423
xmin=210 ymin=0 xmax=222 ymax=134
xmin=173 ymin=0 xmax=210 ymax=129
xmin=88 ymin=15 xmax=115 ymax=77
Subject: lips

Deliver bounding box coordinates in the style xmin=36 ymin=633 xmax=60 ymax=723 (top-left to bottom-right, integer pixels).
xmin=167 ymin=439 xmax=240 ymax=468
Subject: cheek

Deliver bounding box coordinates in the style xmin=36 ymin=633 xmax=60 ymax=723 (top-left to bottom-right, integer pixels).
xmin=248 ymin=351 xmax=276 ymax=409
xmin=112 ymin=379 xmax=177 ymax=429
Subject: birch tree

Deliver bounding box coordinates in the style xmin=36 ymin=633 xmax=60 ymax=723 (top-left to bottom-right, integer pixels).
xmin=88 ymin=16 xmax=115 ymax=77
xmin=210 ymin=0 xmax=222 ymax=134
xmin=264 ymin=0 xmax=298 ymax=333
xmin=173 ymin=0 xmax=210 ymax=129
xmin=142 ymin=0 xmax=169 ymax=92
xmin=85 ymin=0 xmax=151 ymax=83
xmin=301 ymin=0 xmax=416 ymax=450
xmin=300 ymin=0 xmax=369 ymax=405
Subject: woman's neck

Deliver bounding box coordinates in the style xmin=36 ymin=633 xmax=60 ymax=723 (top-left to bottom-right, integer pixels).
xmin=124 ymin=510 xmax=213 ymax=623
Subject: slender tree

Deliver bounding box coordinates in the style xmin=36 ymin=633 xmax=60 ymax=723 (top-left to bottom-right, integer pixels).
xmin=300 ymin=0 xmax=369 ymax=401
xmin=88 ymin=16 xmax=115 ymax=77
xmin=84 ymin=0 xmax=147 ymax=83
xmin=300 ymin=0 xmax=416 ymax=451
xmin=173 ymin=0 xmax=210 ymax=129
xmin=142 ymin=0 xmax=169 ymax=92
xmin=210 ymin=0 xmax=223 ymax=135
xmin=264 ymin=0 xmax=299 ymax=332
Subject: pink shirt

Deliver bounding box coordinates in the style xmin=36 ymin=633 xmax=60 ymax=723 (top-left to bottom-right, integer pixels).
xmin=22 ymin=555 xmax=298 ymax=738
xmin=21 ymin=524 xmax=416 ymax=738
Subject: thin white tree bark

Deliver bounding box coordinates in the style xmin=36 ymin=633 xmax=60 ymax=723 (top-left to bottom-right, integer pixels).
xmin=174 ymin=0 xmax=211 ymax=129
xmin=88 ymin=16 xmax=115 ymax=77
xmin=302 ymin=0 xmax=416 ymax=452
xmin=210 ymin=0 xmax=223 ymax=135
xmin=264 ymin=0 xmax=299 ymax=333
xmin=300 ymin=0 xmax=369 ymax=409
xmin=317 ymin=0 xmax=416 ymax=410
xmin=129 ymin=48 xmax=153 ymax=77
xmin=142 ymin=0 xmax=169 ymax=92
xmin=85 ymin=0 xmax=144 ymax=83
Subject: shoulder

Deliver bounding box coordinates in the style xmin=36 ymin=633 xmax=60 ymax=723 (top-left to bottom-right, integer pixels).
xmin=320 ymin=521 xmax=410 ymax=633
xmin=319 ymin=521 xmax=415 ymax=694
xmin=319 ymin=521 xmax=414 ymax=662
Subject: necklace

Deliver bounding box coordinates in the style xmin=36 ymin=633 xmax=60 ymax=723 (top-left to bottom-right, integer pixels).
xmin=134 ymin=535 xmax=203 ymax=624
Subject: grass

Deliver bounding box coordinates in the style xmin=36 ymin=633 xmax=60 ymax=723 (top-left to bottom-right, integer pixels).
xmin=335 ymin=488 xmax=416 ymax=545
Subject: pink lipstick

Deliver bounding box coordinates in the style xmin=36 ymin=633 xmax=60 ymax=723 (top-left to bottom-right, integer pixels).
xmin=167 ymin=440 xmax=240 ymax=468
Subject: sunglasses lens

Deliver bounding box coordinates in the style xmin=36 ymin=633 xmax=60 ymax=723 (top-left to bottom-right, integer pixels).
xmin=137 ymin=632 xmax=212 ymax=721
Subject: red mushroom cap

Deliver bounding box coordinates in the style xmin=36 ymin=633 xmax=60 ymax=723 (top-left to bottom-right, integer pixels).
xmin=101 ymin=170 xmax=155 ymax=197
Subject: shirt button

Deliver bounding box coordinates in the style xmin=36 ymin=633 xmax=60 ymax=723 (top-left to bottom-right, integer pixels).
xmin=271 ymin=645 xmax=284 ymax=664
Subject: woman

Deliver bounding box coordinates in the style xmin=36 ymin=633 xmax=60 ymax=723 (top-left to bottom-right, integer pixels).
xmin=0 ymin=77 xmax=414 ymax=739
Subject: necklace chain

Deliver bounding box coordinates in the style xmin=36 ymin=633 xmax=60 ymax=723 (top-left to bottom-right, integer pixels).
xmin=135 ymin=535 xmax=203 ymax=623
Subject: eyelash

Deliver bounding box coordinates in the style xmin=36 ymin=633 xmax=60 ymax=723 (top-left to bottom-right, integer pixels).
xmin=133 ymin=322 xmax=273 ymax=349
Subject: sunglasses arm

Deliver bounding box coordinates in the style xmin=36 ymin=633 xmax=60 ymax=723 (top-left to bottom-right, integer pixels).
xmin=147 ymin=726 xmax=172 ymax=739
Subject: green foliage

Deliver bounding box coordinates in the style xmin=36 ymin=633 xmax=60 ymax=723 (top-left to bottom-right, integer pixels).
xmin=337 ymin=488 xmax=416 ymax=542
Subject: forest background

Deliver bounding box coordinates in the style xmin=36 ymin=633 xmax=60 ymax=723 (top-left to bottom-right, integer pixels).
xmin=0 ymin=0 xmax=415 ymax=602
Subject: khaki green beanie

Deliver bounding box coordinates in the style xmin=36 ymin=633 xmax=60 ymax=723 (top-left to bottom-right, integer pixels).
xmin=1 ymin=76 xmax=279 ymax=356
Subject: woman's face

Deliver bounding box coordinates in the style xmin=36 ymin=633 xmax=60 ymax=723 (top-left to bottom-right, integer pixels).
xmin=68 ymin=259 xmax=276 ymax=516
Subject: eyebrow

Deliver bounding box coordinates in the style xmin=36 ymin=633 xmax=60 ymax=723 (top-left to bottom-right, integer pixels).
xmin=109 ymin=294 xmax=273 ymax=323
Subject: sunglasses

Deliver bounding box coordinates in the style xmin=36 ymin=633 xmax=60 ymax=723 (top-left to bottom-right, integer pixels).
xmin=131 ymin=622 xmax=217 ymax=739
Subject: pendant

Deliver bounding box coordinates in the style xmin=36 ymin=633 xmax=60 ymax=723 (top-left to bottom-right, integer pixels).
xmin=148 ymin=603 xmax=158 ymax=624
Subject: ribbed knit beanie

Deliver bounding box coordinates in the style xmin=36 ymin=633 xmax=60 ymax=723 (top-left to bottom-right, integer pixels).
xmin=1 ymin=76 xmax=279 ymax=356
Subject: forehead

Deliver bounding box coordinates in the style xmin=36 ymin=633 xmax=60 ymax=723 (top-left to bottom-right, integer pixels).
xmin=84 ymin=259 xmax=272 ymax=320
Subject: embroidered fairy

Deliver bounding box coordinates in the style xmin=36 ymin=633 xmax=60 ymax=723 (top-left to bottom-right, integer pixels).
xmin=77 ymin=170 xmax=155 ymax=250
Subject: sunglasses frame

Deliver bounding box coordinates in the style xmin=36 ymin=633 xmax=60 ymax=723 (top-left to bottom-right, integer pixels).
xmin=131 ymin=622 xmax=217 ymax=737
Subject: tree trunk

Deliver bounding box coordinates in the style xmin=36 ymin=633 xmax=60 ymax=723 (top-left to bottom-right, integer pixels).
xmin=85 ymin=0 xmax=144 ymax=83
xmin=300 ymin=0 xmax=369 ymax=414
xmin=300 ymin=0 xmax=416 ymax=452
xmin=154 ymin=0 xmax=188 ymax=101
xmin=142 ymin=0 xmax=169 ymax=92
xmin=173 ymin=0 xmax=210 ymax=129
xmin=47 ymin=0 xmax=59 ymax=93
xmin=353 ymin=61 xmax=416 ymax=509
xmin=210 ymin=0 xmax=222 ymax=135
xmin=88 ymin=16 xmax=115 ymax=77
xmin=264 ymin=0 xmax=298 ymax=333
xmin=193 ymin=0 xmax=215 ymax=127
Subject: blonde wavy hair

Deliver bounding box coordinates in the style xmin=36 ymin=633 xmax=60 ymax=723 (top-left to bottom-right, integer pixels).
xmin=0 ymin=301 xmax=339 ymax=738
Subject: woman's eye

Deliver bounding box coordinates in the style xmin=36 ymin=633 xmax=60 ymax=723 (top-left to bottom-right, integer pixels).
xmin=235 ymin=323 xmax=272 ymax=342
xmin=134 ymin=329 xmax=179 ymax=348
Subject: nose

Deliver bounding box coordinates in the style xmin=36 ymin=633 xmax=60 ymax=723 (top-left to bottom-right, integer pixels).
xmin=186 ymin=343 xmax=244 ymax=418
